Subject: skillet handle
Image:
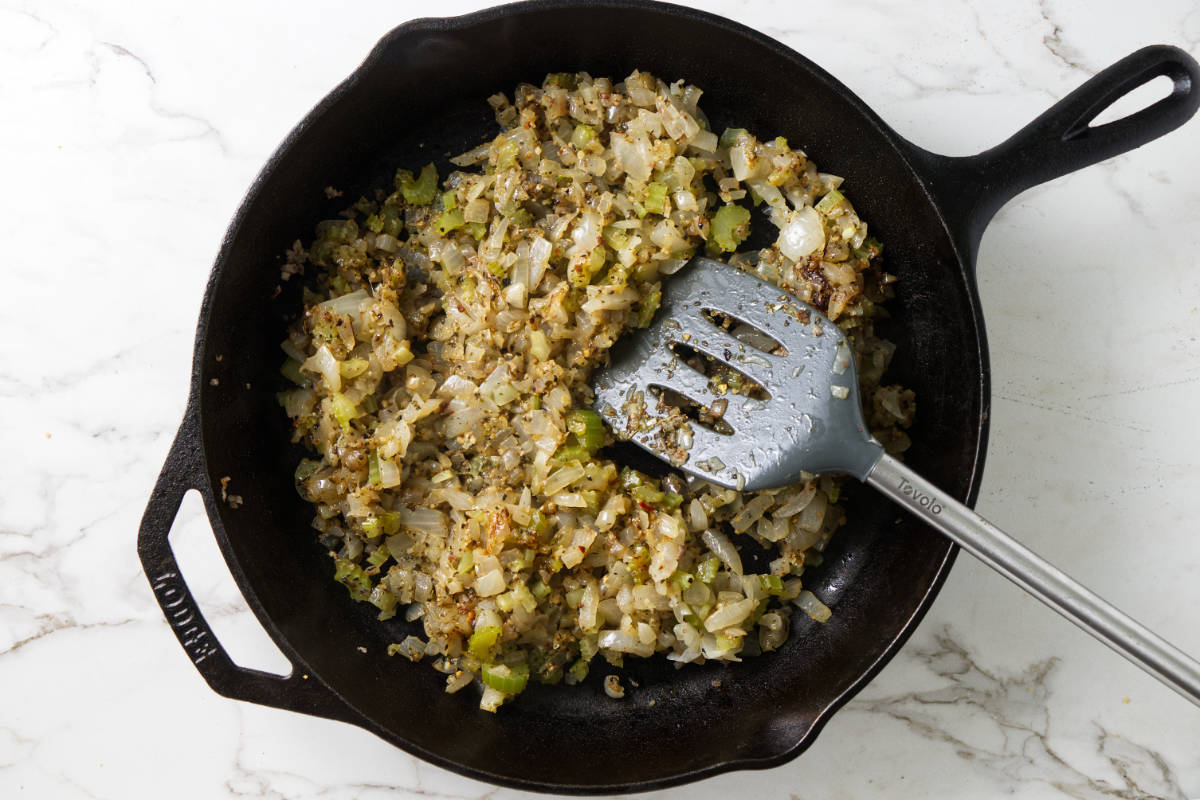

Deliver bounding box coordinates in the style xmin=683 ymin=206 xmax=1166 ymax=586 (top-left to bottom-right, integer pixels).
xmin=137 ymin=411 xmax=359 ymax=724
xmin=918 ymin=44 xmax=1200 ymax=259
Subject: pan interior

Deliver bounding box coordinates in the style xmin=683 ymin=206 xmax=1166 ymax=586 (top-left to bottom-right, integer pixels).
xmin=194 ymin=3 xmax=982 ymax=791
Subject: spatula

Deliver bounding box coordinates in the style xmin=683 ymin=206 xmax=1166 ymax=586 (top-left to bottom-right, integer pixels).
xmin=591 ymin=256 xmax=1200 ymax=706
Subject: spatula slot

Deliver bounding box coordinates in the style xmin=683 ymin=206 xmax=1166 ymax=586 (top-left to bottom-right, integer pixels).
xmin=699 ymin=308 xmax=787 ymax=356
xmin=666 ymin=341 xmax=770 ymax=401
xmin=647 ymin=384 xmax=736 ymax=435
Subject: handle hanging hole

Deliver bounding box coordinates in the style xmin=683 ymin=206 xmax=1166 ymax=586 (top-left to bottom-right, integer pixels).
xmin=167 ymin=490 xmax=292 ymax=676
xmin=1089 ymin=73 xmax=1177 ymax=129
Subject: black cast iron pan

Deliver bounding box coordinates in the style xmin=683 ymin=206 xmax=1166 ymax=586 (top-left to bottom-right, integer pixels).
xmin=137 ymin=1 xmax=1200 ymax=793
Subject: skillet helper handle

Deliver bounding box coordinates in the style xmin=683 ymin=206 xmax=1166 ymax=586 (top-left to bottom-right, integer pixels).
xmin=925 ymin=45 xmax=1200 ymax=255
xmin=866 ymin=453 xmax=1200 ymax=707
xmin=137 ymin=415 xmax=356 ymax=723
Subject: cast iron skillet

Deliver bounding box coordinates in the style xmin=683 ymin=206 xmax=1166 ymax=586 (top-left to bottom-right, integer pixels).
xmin=137 ymin=1 xmax=1200 ymax=793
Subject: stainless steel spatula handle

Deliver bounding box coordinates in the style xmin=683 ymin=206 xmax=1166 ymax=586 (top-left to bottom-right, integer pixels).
xmin=868 ymin=452 xmax=1200 ymax=706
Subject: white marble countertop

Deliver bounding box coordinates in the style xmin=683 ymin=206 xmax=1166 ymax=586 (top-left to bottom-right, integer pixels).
xmin=4 ymin=0 xmax=1200 ymax=797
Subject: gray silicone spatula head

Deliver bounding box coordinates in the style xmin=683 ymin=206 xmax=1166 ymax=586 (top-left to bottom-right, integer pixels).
xmin=592 ymin=257 xmax=884 ymax=491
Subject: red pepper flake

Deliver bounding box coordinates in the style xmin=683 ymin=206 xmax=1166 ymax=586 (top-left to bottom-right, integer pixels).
xmin=637 ymin=501 xmax=655 ymax=512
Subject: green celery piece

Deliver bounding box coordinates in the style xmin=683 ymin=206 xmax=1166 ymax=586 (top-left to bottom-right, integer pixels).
xmin=482 ymin=663 xmax=530 ymax=694
xmin=362 ymin=519 xmax=384 ymax=543
xmin=381 ymin=510 xmax=403 ymax=535
xmin=710 ymin=204 xmax=751 ymax=252
xmin=565 ymin=409 xmax=605 ymax=450
xmin=339 ymin=357 xmax=368 ymax=379
xmin=635 ymin=285 xmax=661 ymax=328
xmin=294 ymin=458 xmax=321 ymax=484
xmin=815 ymin=188 xmax=845 ymax=215
xmin=496 ymin=138 xmax=519 ymax=170
xmin=697 ymin=556 xmax=720 ymax=584
xmin=644 ymin=181 xmax=669 ymax=214
xmin=333 ymin=557 xmax=372 ymax=601
xmin=435 ymin=208 xmax=465 ymax=236
xmin=758 ymin=574 xmax=784 ymax=595
xmin=329 ymin=393 xmax=358 ymax=431
xmin=553 ymin=444 xmax=590 ymax=463
xmin=571 ymin=123 xmax=596 ymax=149
xmin=469 ymin=625 xmax=502 ymax=659
xmin=545 ymin=72 xmax=577 ymax=90
xmin=567 ymin=659 xmax=590 ymax=684
xmin=368 ymin=451 xmax=382 ymax=486
xmin=633 ymin=485 xmax=666 ymax=506
xmin=396 ymin=163 xmax=438 ymax=205
xmin=719 ymin=127 xmax=748 ymax=149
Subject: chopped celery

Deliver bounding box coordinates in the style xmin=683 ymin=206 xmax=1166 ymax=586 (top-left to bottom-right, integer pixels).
xmin=633 ymin=485 xmax=666 ymax=506
xmin=339 ymin=358 xmax=368 ymax=379
xmin=553 ymin=444 xmax=590 ymax=463
xmin=635 ymin=285 xmax=661 ymax=328
xmin=644 ymin=181 xmax=669 ymax=214
xmin=396 ymin=163 xmax=438 ymax=205
xmin=496 ymin=138 xmax=519 ymax=170
xmin=530 ymin=578 xmax=551 ymax=600
xmin=567 ymin=659 xmax=590 ymax=684
xmin=568 ymin=246 xmax=607 ymax=288
xmin=364 ymin=213 xmax=384 ymax=233
xmin=758 ymin=574 xmax=784 ymax=595
xmin=435 ymin=208 xmax=465 ymax=236
xmin=827 ymin=482 xmax=840 ymax=503
xmin=719 ymin=127 xmax=748 ymax=149
xmin=545 ymin=72 xmax=577 ymax=89
xmin=482 ymin=662 xmax=529 ymax=694
xmin=368 ymin=451 xmax=381 ymax=486
xmin=565 ymin=409 xmax=605 ymax=451
xmin=602 ymin=225 xmax=629 ymax=251
xmin=669 ymin=570 xmax=694 ymax=591
xmin=362 ymin=519 xmax=384 ymax=543
xmin=280 ymin=358 xmax=310 ymax=387
xmin=710 ymin=204 xmax=751 ymax=252
xmin=442 ymin=189 xmax=457 ymax=211
xmin=526 ymin=509 xmax=551 ymax=540
xmin=294 ymin=458 xmax=321 ymax=484
xmin=380 ymin=510 xmax=403 ymax=535
xmin=465 ymin=221 xmax=487 ymax=240
xmin=661 ymin=492 xmax=683 ymax=511
xmin=333 ymin=557 xmax=372 ymax=601
xmin=571 ymin=123 xmax=596 ymax=149
xmin=579 ymin=490 xmax=600 ymax=513
xmin=815 ymin=188 xmax=845 ymax=215
xmin=469 ymin=624 xmax=502 ymax=659
xmin=329 ymin=393 xmax=359 ymax=431
xmin=852 ymin=236 xmax=883 ymax=261
xmin=697 ymin=556 xmax=720 ymax=583
xmin=456 ymin=549 xmax=475 ymax=575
